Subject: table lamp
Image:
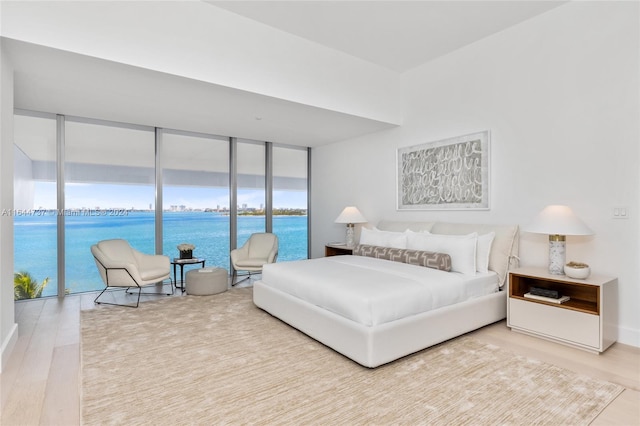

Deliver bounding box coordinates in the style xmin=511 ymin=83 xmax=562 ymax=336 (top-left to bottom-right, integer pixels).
xmin=335 ymin=206 xmax=367 ymax=248
xmin=524 ymin=205 xmax=594 ymax=275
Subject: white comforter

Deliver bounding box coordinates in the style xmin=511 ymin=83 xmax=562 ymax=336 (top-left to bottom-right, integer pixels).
xmin=260 ymin=255 xmax=499 ymax=327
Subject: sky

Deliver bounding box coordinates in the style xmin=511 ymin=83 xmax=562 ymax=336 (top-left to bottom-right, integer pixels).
xmin=32 ymin=182 xmax=307 ymax=210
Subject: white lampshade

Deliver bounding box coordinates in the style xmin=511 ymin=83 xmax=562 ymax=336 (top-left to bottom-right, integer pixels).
xmin=334 ymin=206 xmax=367 ymax=224
xmin=335 ymin=206 xmax=367 ymax=248
xmin=524 ymin=205 xmax=593 ymax=275
xmin=524 ymin=205 xmax=593 ymax=236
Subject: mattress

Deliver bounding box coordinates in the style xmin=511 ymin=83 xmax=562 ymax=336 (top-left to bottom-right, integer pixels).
xmin=260 ymin=255 xmax=499 ymax=327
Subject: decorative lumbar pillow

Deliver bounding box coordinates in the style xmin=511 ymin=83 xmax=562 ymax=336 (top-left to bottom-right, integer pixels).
xmin=476 ymin=232 xmax=495 ymax=273
xmin=359 ymin=227 xmax=407 ymax=249
xmin=406 ymin=231 xmax=478 ymax=275
xmin=354 ymin=244 xmax=451 ymax=272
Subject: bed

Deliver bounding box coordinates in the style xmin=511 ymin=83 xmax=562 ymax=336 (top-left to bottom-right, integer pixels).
xmin=253 ymin=221 xmax=519 ymax=368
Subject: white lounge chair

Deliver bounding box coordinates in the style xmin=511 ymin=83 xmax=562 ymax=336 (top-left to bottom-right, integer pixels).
xmin=91 ymin=239 xmax=172 ymax=307
xmin=230 ymin=233 xmax=278 ymax=286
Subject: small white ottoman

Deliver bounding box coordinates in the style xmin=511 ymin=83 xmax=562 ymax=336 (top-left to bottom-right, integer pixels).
xmin=185 ymin=267 xmax=228 ymax=296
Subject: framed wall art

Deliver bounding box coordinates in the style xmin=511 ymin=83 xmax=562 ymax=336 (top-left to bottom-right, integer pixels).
xmin=397 ymin=131 xmax=490 ymax=210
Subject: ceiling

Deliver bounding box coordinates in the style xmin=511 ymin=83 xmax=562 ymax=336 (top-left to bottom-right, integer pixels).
xmin=208 ymin=1 xmax=565 ymax=73
xmin=6 ymin=1 xmax=566 ymax=147
xmin=7 ymin=39 xmax=393 ymax=148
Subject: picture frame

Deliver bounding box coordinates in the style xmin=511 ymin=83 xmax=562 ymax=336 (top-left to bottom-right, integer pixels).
xmin=397 ymin=131 xmax=490 ymax=210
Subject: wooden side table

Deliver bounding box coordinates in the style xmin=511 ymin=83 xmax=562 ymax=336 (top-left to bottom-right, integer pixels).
xmin=507 ymin=267 xmax=617 ymax=353
xmin=325 ymin=244 xmax=354 ymax=257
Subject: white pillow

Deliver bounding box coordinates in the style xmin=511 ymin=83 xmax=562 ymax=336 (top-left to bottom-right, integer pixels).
xmin=476 ymin=232 xmax=495 ymax=274
xmin=406 ymin=231 xmax=478 ymax=275
xmin=359 ymin=227 xmax=407 ymax=249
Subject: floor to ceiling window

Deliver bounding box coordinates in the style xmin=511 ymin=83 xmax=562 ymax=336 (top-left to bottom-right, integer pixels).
xmin=272 ymin=145 xmax=308 ymax=261
xmin=64 ymin=119 xmax=156 ymax=294
xmin=13 ymin=113 xmax=58 ymax=299
xmin=13 ymin=111 xmax=310 ymax=298
xmin=161 ymin=131 xmax=230 ymax=268
xmin=236 ymin=139 xmax=266 ymax=248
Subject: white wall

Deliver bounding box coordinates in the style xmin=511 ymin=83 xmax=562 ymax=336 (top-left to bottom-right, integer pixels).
xmin=0 ymin=38 xmax=18 ymax=372
xmin=312 ymin=1 xmax=639 ymax=346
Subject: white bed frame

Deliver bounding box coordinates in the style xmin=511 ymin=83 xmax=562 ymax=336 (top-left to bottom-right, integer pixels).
xmin=253 ymin=221 xmax=519 ymax=368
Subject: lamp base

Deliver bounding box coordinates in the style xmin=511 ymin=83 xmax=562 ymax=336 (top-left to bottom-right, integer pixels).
xmin=345 ymin=223 xmax=355 ymax=248
xmin=548 ymin=235 xmax=566 ymax=275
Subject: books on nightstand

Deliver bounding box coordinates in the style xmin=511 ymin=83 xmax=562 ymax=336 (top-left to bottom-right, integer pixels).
xmin=524 ymin=292 xmax=570 ymax=304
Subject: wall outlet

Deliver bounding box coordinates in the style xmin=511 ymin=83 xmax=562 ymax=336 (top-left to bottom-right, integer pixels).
xmin=612 ymin=206 xmax=629 ymax=219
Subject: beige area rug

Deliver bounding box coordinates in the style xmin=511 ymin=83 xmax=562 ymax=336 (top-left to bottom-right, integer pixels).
xmin=81 ymin=288 xmax=623 ymax=425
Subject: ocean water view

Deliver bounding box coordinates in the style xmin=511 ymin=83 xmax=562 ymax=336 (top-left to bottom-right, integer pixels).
xmin=14 ymin=211 xmax=308 ymax=298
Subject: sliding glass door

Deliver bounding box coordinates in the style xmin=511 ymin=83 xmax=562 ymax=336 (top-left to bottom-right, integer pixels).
xmin=64 ymin=120 xmax=155 ymax=294
xmin=161 ymin=131 xmax=230 ymax=269
xmin=236 ymin=140 xmax=266 ymax=248
xmin=272 ymin=146 xmax=308 ymax=261
xmin=13 ymin=114 xmax=58 ymax=299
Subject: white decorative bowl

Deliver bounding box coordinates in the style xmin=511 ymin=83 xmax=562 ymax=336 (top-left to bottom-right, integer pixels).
xmin=564 ymin=264 xmax=591 ymax=279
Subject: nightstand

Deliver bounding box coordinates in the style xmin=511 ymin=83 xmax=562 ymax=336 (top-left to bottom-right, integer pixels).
xmin=507 ymin=267 xmax=618 ymax=353
xmin=325 ymin=243 xmax=354 ymax=257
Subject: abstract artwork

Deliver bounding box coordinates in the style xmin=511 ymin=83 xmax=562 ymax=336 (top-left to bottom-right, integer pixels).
xmin=397 ymin=131 xmax=490 ymax=210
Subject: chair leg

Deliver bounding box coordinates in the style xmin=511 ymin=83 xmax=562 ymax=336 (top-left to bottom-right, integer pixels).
xmin=94 ymin=286 xmax=141 ymax=308
xmin=93 ymin=286 xmax=109 ymax=304
xmin=232 ymin=275 xmax=250 ymax=286
xmin=126 ymin=279 xmax=174 ymax=296
xmin=231 ymin=270 xmax=260 ymax=286
xmin=232 ymin=269 xmax=252 ymax=286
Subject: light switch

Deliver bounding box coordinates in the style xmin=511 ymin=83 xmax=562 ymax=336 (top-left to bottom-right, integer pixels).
xmin=613 ymin=206 xmax=629 ymax=219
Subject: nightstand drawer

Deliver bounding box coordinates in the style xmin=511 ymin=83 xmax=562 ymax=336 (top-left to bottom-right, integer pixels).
xmin=509 ymin=298 xmax=600 ymax=349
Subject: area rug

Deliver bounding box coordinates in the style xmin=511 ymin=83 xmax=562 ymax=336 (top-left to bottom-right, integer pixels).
xmin=81 ymin=288 xmax=623 ymax=425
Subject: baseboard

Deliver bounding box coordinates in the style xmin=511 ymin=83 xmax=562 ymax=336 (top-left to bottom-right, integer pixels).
xmin=617 ymin=324 xmax=640 ymax=348
xmin=618 ymin=326 xmax=640 ymax=348
xmin=0 ymin=322 xmax=18 ymax=374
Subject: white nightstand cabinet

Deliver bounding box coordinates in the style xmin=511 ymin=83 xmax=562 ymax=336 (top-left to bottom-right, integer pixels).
xmin=507 ymin=267 xmax=618 ymax=353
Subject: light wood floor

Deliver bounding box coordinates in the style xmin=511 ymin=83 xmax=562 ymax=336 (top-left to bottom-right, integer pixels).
xmin=2 ymin=283 xmax=639 ymax=426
